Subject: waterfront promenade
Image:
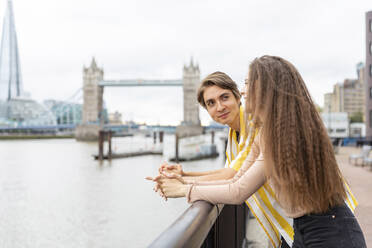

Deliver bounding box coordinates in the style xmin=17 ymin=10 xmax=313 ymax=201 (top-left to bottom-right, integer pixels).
xmin=336 ymin=146 xmax=372 ymax=247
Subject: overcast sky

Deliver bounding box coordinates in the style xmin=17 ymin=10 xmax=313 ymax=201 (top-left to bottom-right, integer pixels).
xmin=1 ymin=0 xmax=371 ymax=125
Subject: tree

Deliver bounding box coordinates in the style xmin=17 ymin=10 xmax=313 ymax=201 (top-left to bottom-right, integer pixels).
xmin=350 ymin=112 xmax=363 ymax=123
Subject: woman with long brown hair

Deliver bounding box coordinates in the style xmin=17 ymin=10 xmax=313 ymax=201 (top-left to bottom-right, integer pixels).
xmin=152 ymin=55 xmax=367 ymax=247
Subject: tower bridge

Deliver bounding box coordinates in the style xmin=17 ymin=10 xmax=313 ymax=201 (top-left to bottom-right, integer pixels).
xmin=75 ymin=58 xmax=203 ymax=141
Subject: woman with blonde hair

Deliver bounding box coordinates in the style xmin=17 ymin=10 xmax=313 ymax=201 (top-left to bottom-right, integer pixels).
xmin=154 ymin=55 xmax=366 ymax=247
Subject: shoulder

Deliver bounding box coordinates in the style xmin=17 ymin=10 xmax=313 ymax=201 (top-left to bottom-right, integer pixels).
xmin=253 ymin=129 xmax=265 ymax=151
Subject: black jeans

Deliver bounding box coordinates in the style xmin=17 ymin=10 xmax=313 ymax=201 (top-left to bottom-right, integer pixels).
xmin=292 ymin=204 xmax=366 ymax=248
xmin=280 ymin=237 xmax=291 ymax=248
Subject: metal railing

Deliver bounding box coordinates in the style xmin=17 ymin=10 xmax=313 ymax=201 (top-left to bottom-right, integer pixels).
xmin=148 ymin=201 xmax=247 ymax=248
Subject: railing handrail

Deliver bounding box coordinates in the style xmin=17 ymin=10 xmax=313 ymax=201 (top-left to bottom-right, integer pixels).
xmin=148 ymin=201 xmax=222 ymax=248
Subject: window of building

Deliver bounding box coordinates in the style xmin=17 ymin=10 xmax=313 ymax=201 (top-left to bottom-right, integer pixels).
xmin=370 ymin=64 xmax=372 ymax=77
xmin=370 ymin=87 xmax=372 ymax=98
xmin=370 ymin=41 xmax=372 ymax=55
xmin=336 ymin=128 xmax=346 ymax=133
xmin=370 ymin=110 xmax=372 ymax=127
xmin=370 ymin=19 xmax=372 ymax=32
xmin=351 ymin=128 xmax=362 ymax=137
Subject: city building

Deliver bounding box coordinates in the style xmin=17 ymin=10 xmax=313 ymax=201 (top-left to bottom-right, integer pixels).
xmin=321 ymin=112 xmax=349 ymax=138
xmin=108 ymin=111 xmax=123 ymax=125
xmin=0 ymin=0 xmax=23 ymax=101
xmin=350 ymin=122 xmax=366 ymax=138
xmin=0 ymin=98 xmax=56 ymax=126
xmin=365 ymin=10 xmax=372 ymax=137
xmin=0 ymin=0 xmax=57 ymax=128
xmin=324 ymin=93 xmax=332 ymax=112
xmin=324 ymin=63 xmax=365 ymax=120
xmin=43 ymin=100 xmax=83 ymax=125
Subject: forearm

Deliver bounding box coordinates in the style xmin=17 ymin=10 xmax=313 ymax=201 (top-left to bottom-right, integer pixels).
xmin=184 ymin=146 xmax=259 ymax=186
xmin=183 ymin=168 xmax=236 ymax=184
xmin=182 ymin=167 xmax=230 ymax=177
xmin=186 ymin=160 xmax=266 ymax=205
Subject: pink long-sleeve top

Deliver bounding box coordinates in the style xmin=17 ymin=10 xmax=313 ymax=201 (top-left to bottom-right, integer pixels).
xmin=185 ymin=132 xmax=307 ymax=218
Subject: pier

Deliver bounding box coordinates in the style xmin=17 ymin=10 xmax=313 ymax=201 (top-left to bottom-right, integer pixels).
xmin=170 ymin=131 xmax=219 ymax=162
xmin=94 ymin=130 xmax=221 ymax=162
xmin=94 ymin=130 xmax=164 ymax=160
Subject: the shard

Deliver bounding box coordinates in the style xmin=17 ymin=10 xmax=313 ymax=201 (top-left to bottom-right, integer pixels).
xmin=0 ymin=0 xmax=23 ymax=101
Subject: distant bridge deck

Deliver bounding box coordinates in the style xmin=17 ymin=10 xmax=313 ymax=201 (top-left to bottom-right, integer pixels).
xmin=99 ymin=79 xmax=183 ymax=87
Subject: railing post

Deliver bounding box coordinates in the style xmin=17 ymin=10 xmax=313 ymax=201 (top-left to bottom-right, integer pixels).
xmin=175 ymin=134 xmax=179 ymax=163
xmin=108 ymin=130 xmax=112 ymax=160
xmin=98 ymin=130 xmax=104 ymax=161
xmin=201 ymin=204 xmax=247 ymax=248
xmin=159 ymin=131 xmax=164 ymax=143
xmin=223 ymin=138 xmax=228 ymax=161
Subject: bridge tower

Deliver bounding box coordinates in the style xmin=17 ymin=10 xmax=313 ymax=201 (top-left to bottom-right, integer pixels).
xmin=176 ymin=58 xmax=203 ymax=137
xmin=75 ymin=58 xmax=104 ymax=141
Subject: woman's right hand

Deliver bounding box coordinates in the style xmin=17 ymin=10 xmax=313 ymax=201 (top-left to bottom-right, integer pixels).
xmin=160 ymin=178 xmax=189 ymax=199
xmin=145 ymin=172 xmax=186 ymax=200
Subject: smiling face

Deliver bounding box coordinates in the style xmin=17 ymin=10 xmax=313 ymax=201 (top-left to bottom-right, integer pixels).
xmin=203 ymin=85 xmax=241 ymax=130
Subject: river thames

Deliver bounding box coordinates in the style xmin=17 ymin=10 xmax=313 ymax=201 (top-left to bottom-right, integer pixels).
xmin=0 ymin=134 xmax=225 ymax=248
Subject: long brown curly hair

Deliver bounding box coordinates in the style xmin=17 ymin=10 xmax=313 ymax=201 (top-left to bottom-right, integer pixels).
xmin=246 ymin=55 xmax=346 ymax=213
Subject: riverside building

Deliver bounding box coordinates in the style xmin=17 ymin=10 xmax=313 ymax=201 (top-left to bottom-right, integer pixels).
xmin=365 ymin=10 xmax=372 ymax=137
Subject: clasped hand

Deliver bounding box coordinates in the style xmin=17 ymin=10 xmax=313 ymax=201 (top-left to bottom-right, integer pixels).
xmin=145 ymin=161 xmax=188 ymax=200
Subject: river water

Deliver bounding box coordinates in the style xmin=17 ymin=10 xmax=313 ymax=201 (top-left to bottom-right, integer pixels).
xmin=0 ymin=133 xmax=226 ymax=248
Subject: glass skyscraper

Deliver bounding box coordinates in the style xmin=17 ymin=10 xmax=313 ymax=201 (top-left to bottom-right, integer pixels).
xmin=0 ymin=0 xmax=23 ymax=101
